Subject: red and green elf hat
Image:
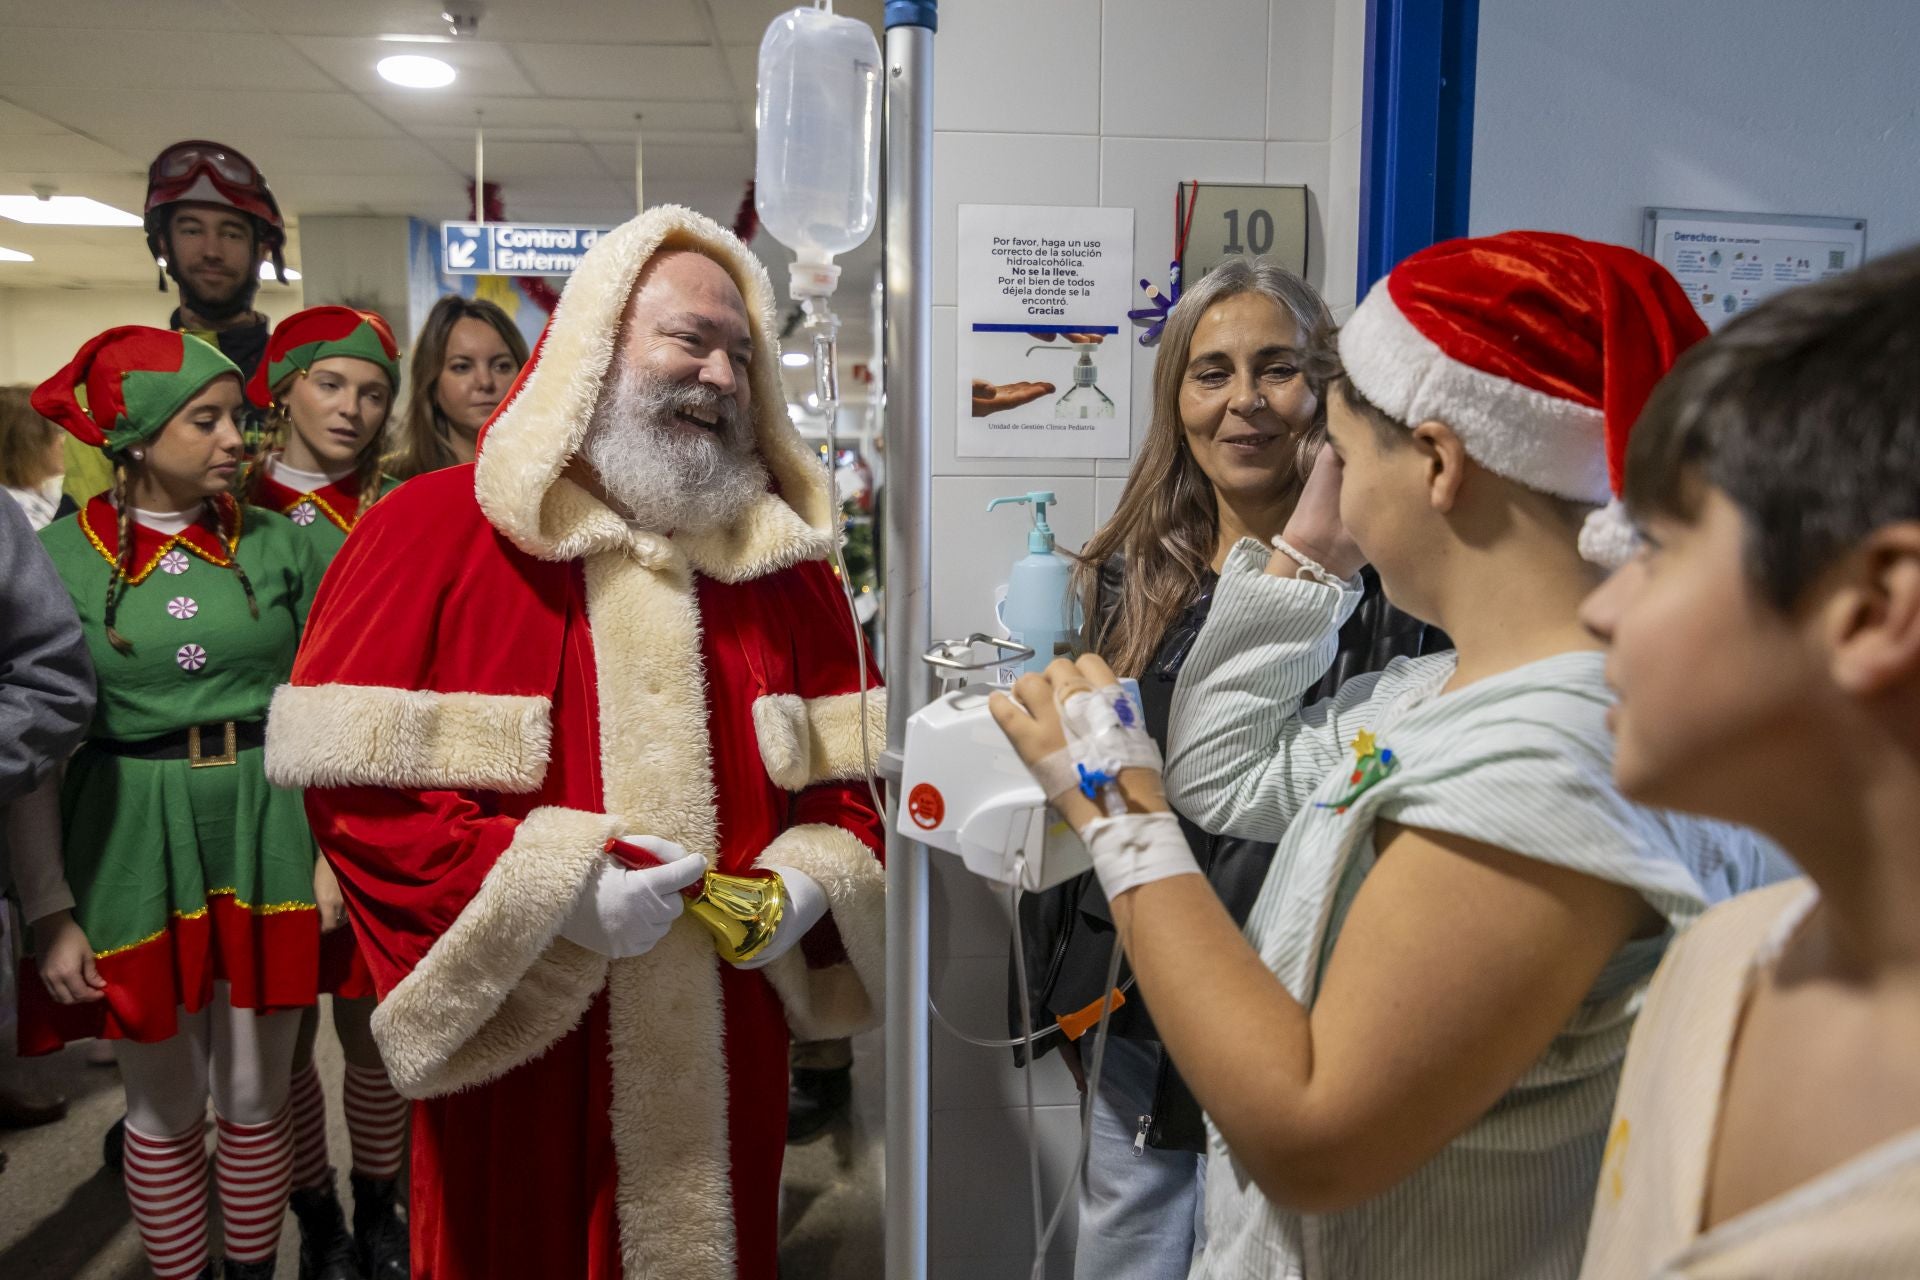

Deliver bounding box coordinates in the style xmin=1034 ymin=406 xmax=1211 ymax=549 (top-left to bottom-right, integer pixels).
xmin=248 ymin=306 xmax=401 ymax=408
xmin=31 ymin=326 xmax=242 ymax=455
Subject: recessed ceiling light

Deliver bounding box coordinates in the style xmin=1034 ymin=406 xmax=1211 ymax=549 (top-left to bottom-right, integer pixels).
xmin=0 ymin=195 xmax=143 ymax=227
xmin=0 ymin=246 xmax=33 ymax=262
xmin=781 ymin=351 xmax=812 ymax=367
xmin=378 ymin=54 xmax=456 ymax=89
xmin=262 ymin=262 xmax=302 ymax=282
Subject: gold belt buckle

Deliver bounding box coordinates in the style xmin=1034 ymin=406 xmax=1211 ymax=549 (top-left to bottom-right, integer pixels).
xmin=187 ymin=722 xmax=239 ymax=768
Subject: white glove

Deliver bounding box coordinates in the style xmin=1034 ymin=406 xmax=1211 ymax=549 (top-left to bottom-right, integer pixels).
xmin=1081 ymin=812 xmax=1201 ymax=901
xmin=560 ymin=839 xmax=708 ymax=959
xmin=732 ymin=866 xmax=828 ymax=970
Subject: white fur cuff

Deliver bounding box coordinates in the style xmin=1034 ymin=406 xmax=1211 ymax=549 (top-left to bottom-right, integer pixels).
xmin=752 ymin=690 xmax=888 ymax=792
xmin=749 ymin=823 xmax=886 ymax=1041
xmin=265 ymin=683 xmax=552 ymax=792
xmin=371 ymin=805 xmax=622 ymax=1098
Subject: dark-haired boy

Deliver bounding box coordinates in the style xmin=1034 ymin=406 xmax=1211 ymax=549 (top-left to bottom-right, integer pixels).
xmin=1581 ymin=245 xmax=1920 ymax=1276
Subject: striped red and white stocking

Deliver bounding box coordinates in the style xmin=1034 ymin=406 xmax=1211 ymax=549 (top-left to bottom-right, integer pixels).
xmin=288 ymin=1060 xmax=334 ymax=1191
xmin=342 ymin=1061 xmax=410 ymax=1180
xmin=215 ymin=1107 xmax=294 ymax=1264
xmin=123 ymin=1121 xmax=210 ymax=1280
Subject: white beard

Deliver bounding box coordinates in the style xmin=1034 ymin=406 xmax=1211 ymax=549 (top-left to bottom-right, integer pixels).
xmin=578 ymin=361 xmax=769 ymax=536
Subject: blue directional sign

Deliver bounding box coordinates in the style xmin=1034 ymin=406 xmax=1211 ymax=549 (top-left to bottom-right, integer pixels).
xmin=438 ymin=221 xmax=614 ymax=277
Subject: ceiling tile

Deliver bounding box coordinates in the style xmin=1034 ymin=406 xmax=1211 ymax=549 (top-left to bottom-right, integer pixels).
xmin=0 ymin=99 xmax=72 ymax=135
xmin=460 ymin=0 xmax=710 ymax=45
xmin=0 ymin=135 xmax=142 ymax=174
xmin=224 ymin=0 xmax=453 ymax=39
xmin=0 ymin=0 xmax=261 ymax=33
xmin=0 ymin=30 xmax=334 ymax=93
xmin=288 ymin=35 xmax=540 ymax=96
xmin=371 ymin=93 xmax=738 ymax=134
xmin=511 ymin=42 xmax=732 ymax=101
xmin=4 ymin=88 xmax=403 ymax=153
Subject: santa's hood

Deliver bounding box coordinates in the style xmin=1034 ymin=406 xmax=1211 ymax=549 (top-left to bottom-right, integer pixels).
xmin=472 ymin=205 xmax=833 ymax=583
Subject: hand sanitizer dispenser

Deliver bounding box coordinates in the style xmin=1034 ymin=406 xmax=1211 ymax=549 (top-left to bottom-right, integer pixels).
xmin=988 ymin=491 xmax=1081 ymax=681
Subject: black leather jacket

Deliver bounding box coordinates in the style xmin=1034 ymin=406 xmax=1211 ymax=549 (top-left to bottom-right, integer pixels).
xmin=1011 ymin=559 xmax=1441 ymax=1151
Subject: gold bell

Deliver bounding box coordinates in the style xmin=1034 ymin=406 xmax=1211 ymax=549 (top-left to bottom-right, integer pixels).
xmin=684 ymin=870 xmax=786 ymax=964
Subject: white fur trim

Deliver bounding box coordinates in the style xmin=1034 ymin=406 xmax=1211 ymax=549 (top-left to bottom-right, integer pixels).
xmin=752 ymin=690 xmax=890 ymax=792
xmin=264 ymin=683 xmax=551 ymax=791
xmin=580 ymin=545 xmax=736 ymax=1276
xmin=370 ymin=805 xmax=620 ymax=1098
xmin=1579 ymin=500 xmax=1638 ymax=569
xmin=751 ymin=694 xmax=810 ymax=791
xmin=1340 ymin=285 xmax=1612 ymax=505
xmin=750 ymin=824 xmax=886 ymax=1041
xmin=472 ymin=205 xmax=833 ymax=582
xmin=605 ymin=920 xmax=734 ymax=1280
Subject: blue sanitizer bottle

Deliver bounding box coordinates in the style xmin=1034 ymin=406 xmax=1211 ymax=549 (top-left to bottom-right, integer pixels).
xmin=989 ymin=491 xmax=1082 ymax=679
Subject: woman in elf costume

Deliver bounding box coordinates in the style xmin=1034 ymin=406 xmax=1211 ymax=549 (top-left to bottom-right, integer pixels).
xmin=16 ymin=326 xmax=331 ymax=1280
xmin=246 ymin=305 xmax=410 ymax=1280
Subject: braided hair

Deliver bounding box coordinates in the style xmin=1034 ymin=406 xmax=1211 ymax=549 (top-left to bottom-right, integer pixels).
xmin=209 ymin=496 xmax=259 ymax=620
xmin=104 ymin=460 xmax=136 ymax=654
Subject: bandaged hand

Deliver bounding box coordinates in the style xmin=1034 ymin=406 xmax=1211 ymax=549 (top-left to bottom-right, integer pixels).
xmin=988 ymin=655 xmax=1200 ymax=899
xmin=730 ymin=866 xmax=828 ymax=970
xmin=561 ymin=839 xmax=708 ymax=959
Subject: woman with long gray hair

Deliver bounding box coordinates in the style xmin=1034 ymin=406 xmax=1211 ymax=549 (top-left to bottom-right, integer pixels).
xmin=1013 ymin=257 xmax=1436 ymax=1278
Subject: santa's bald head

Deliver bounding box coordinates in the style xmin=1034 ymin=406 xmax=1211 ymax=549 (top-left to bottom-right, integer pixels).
xmin=579 ymin=247 xmax=769 ymax=533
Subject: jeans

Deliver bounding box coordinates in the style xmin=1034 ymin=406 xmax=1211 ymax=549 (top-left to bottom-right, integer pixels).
xmin=1072 ymin=1034 xmax=1207 ymax=1280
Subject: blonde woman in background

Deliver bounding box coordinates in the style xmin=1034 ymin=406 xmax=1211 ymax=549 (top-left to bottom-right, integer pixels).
xmin=383 ymin=295 xmax=527 ymax=480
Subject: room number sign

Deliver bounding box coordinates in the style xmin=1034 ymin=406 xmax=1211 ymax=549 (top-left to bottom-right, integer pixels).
xmin=1178 ymin=182 xmax=1309 ymax=282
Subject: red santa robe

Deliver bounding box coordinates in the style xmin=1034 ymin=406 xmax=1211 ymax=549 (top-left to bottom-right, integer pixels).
xmin=264 ymin=206 xmax=886 ymax=1280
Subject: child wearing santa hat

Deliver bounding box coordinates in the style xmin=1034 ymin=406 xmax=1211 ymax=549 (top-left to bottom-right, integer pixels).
xmin=15 ymin=326 xmax=334 ymax=1280
xmin=988 ymin=231 xmax=1787 ymax=1278
xmin=1577 ymin=245 xmax=1920 ymax=1277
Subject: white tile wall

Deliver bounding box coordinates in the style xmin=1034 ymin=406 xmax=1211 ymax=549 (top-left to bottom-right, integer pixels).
xmin=934 ymin=0 xmax=1104 ymax=136
xmin=922 ymin=2 xmax=1369 ymax=1270
xmin=1267 ymin=0 xmax=1338 ymax=141
xmin=1100 ymin=0 xmax=1272 ymax=141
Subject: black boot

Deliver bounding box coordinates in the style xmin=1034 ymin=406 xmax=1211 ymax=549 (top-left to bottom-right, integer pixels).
xmin=103 ymin=1115 xmax=126 ymax=1172
xmin=786 ymin=1064 xmax=852 ymax=1143
xmin=290 ymin=1181 xmax=364 ymax=1280
xmin=224 ymin=1259 xmax=278 ymax=1280
xmin=351 ymin=1172 xmax=410 ymax=1279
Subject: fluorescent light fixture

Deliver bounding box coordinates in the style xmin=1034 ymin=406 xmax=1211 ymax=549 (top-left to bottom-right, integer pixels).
xmin=263 ymin=262 xmax=302 ymax=282
xmin=0 ymin=246 xmax=33 ymax=262
xmin=378 ymin=54 xmax=456 ymax=88
xmin=781 ymin=351 xmax=812 ymax=368
xmin=0 ymin=195 xmax=142 ymax=227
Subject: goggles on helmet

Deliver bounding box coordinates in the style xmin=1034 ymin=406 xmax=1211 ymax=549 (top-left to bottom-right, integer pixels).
xmin=151 ymin=141 xmax=263 ymax=187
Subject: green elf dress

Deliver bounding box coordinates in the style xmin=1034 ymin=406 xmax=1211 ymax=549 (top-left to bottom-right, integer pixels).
xmin=19 ymin=326 xmax=332 ymax=1053
xmin=243 ymin=305 xmax=407 ymax=997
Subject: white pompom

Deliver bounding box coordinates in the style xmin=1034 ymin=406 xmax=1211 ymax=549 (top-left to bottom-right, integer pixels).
xmin=1578 ymin=500 xmax=1636 ymax=569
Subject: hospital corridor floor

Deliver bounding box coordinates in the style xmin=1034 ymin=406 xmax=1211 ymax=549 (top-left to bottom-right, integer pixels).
xmin=0 ymin=1020 xmax=885 ymax=1278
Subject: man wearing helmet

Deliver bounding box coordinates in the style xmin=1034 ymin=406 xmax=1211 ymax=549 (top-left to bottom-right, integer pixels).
xmin=144 ymin=139 xmax=289 ymax=397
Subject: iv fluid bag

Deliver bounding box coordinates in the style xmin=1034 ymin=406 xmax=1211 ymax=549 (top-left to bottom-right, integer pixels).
xmin=755 ymin=6 xmax=881 ymax=261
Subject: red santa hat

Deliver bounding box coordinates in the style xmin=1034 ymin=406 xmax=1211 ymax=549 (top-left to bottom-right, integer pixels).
xmin=1338 ymin=230 xmax=1707 ymax=566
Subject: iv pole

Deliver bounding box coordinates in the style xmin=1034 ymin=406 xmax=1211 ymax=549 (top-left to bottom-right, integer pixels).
xmin=882 ymin=2 xmax=935 ymax=1278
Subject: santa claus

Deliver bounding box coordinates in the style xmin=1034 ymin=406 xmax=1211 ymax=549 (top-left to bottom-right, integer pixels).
xmin=264 ymin=206 xmax=886 ymax=1280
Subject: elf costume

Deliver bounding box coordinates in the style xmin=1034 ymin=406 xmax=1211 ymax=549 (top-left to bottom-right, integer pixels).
xmin=248 ymin=306 xmax=404 ymax=561
xmin=266 ymin=206 xmax=887 ymax=1280
xmin=250 ymin=304 xmax=414 ymax=1280
xmin=19 ymin=325 xmax=331 ymax=1280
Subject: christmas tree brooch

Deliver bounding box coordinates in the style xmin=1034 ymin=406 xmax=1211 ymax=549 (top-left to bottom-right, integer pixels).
xmin=1316 ymin=729 xmax=1397 ymax=815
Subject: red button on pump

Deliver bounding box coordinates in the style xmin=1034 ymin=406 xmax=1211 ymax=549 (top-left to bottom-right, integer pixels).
xmin=907 ymin=783 xmax=945 ymax=830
